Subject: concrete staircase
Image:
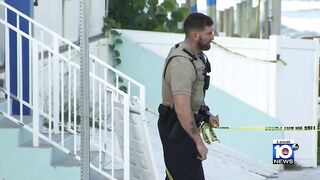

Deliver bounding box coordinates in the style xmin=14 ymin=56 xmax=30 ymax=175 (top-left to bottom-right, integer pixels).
xmin=0 ymin=99 xmax=118 ymax=180
xmin=0 ymin=115 xmax=81 ymax=180
xmin=0 ymin=97 xmax=158 ymax=180
xmin=0 ymin=2 xmax=157 ymax=179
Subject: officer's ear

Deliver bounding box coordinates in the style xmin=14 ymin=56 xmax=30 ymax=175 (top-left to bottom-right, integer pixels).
xmin=190 ymin=31 xmax=200 ymax=41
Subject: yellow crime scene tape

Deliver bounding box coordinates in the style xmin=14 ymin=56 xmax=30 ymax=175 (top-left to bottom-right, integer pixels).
xmin=200 ymin=123 xmax=320 ymax=145
xmin=213 ymin=125 xmax=320 ymax=131
xmin=211 ymin=41 xmax=288 ymax=66
xmin=166 ymin=168 xmax=174 ymax=180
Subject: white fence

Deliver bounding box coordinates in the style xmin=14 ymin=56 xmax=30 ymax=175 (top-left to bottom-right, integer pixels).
xmin=211 ymin=37 xmax=276 ymax=116
xmin=274 ymin=37 xmax=319 ymax=167
xmin=212 ymin=36 xmax=319 ymax=167
xmin=119 ymin=29 xmax=319 ymax=167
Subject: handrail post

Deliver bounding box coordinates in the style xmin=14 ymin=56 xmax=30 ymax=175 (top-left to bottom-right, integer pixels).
xmin=140 ymin=86 xmax=146 ymax=121
xmin=53 ymin=36 xmax=60 ymax=134
xmin=4 ymin=6 xmax=11 ymax=115
xmin=32 ymin=41 xmax=39 ymax=147
xmin=123 ymin=94 xmax=130 ymax=180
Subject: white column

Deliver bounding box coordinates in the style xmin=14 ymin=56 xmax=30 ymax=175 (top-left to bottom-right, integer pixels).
xmin=271 ymin=0 xmax=281 ymax=35
xmin=191 ymin=0 xmax=197 ymax=12
xmin=123 ymin=94 xmax=130 ymax=180
xmin=79 ymin=0 xmax=91 ymax=179
xmin=207 ymin=0 xmax=216 ymax=29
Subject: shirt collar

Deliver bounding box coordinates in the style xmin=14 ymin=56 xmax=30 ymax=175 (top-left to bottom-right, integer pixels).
xmin=182 ymin=40 xmax=199 ymax=55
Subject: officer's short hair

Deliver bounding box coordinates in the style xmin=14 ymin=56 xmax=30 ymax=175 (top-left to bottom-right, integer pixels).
xmin=184 ymin=13 xmax=213 ymax=35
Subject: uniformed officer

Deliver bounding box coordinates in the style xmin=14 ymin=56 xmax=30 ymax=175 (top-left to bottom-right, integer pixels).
xmin=158 ymin=13 xmax=220 ymax=180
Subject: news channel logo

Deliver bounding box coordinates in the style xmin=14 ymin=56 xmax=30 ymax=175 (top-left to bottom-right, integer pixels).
xmin=273 ymin=139 xmax=299 ymax=164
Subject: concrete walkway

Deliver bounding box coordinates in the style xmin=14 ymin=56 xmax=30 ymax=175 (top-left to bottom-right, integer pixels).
xmin=266 ymin=166 xmax=320 ymax=180
xmin=146 ymin=111 xmax=277 ymax=180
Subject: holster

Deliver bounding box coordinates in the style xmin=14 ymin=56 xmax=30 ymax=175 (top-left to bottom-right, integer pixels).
xmin=158 ymin=104 xmax=187 ymax=143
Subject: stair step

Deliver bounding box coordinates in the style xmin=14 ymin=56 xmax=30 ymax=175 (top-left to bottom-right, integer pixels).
xmin=0 ymin=116 xmax=21 ymax=128
xmin=50 ymin=148 xmax=81 ymax=167
xmin=20 ymin=138 xmax=54 ymax=148
xmin=19 ymin=129 xmax=75 ymax=148
xmin=0 ymin=127 xmax=80 ymax=180
xmin=90 ymin=169 xmax=124 ymax=180
xmin=105 ymin=169 xmax=124 ymax=180
xmin=12 ymin=115 xmax=37 ymax=128
xmin=87 ymin=150 xmax=122 ymax=169
xmin=0 ymin=98 xmax=8 ymax=113
xmin=51 ymin=150 xmax=107 ymax=167
xmin=19 ymin=133 xmax=72 ymax=148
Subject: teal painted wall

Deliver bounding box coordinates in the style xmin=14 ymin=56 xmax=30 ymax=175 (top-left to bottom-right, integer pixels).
xmin=116 ymin=36 xmax=164 ymax=112
xmin=116 ymin=35 xmax=283 ymax=165
xmin=0 ymin=128 xmax=80 ymax=180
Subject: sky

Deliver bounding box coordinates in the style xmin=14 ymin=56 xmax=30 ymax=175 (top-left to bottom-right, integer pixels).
xmin=282 ymin=0 xmax=320 ymax=33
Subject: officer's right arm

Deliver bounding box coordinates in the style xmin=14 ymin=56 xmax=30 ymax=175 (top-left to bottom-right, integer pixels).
xmin=173 ymin=94 xmax=208 ymax=160
xmin=167 ymin=57 xmax=208 ymax=160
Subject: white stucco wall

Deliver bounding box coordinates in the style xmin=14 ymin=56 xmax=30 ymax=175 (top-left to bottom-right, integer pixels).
xmin=34 ymin=0 xmax=63 ymax=36
xmin=33 ymin=0 xmax=105 ymax=42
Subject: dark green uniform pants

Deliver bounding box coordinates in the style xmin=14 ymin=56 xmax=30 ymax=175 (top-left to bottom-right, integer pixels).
xmin=158 ymin=104 xmax=205 ymax=180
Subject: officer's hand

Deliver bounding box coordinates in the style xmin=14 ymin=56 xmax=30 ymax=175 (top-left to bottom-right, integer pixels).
xmin=196 ymin=141 xmax=208 ymax=161
xmin=209 ymin=115 xmax=219 ymax=128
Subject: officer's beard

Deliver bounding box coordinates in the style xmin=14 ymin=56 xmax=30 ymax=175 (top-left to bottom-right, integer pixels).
xmin=197 ymin=37 xmax=211 ymax=51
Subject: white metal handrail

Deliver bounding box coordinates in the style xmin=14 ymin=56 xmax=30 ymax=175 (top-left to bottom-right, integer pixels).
xmin=0 ymin=1 xmax=143 ymax=179
xmin=0 ymin=1 xmax=145 ymax=120
xmin=0 ymin=0 xmax=145 ymax=87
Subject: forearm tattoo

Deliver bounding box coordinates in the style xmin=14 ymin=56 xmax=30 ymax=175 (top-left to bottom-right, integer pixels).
xmin=191 ymin=121 xmax=199 ymax=135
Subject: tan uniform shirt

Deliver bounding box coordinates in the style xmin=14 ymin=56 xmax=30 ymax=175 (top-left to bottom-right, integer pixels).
xmin=162 ymin=41 xmax=206 ymax=113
